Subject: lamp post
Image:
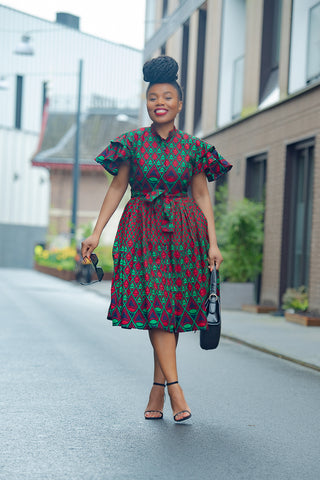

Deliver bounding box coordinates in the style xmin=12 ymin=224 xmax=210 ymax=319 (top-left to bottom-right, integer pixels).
xmin=70 ymin=58 xmax=83 ymax=244
xmin=14 ymin=34 xmax=83 ymax=245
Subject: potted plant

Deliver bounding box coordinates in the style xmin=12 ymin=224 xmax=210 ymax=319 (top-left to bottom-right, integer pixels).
xmin=215 ymin=195 xmax=265 ymax=309
xmin=282 ymin=286 xmax=320 ymax=326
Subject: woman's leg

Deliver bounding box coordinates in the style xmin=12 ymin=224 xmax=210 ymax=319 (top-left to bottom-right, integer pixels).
xmin=144 ymin=350 xmax=166 ymax=419
xmin=148 ymin=329 xmax=191 ymax=421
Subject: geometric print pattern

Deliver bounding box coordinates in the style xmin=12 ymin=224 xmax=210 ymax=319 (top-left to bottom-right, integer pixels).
xmin=95 ymin=125 xmax=232 ymax=333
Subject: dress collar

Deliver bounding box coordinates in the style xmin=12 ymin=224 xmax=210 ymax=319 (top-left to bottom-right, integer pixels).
xmin=151 ymin=123 xmax=176 ymax=141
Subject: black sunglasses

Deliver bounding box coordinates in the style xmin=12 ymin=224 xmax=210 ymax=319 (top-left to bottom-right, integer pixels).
xmin=80 ymin=253 xmax=104 ymax=285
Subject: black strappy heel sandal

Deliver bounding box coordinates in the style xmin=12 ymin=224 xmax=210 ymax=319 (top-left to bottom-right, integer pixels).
xmin=144 ymin=382 xmax=166 ymax=420
xmin=167 ymin=381 xmax=192 ymax=422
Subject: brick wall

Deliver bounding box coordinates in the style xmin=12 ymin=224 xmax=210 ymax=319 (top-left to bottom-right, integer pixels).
xmin=204 ymin=84 xmax=320 ymax=310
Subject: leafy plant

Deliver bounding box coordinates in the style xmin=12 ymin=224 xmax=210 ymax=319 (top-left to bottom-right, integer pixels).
xmin=216 ymin=198 xmax=264 ymax=282
xmin=34 ymin=245 xmax=77 ymax=271
xmin=34 ymin=244 xmax=114 ymax=273
xmin=281 ymin=286 xmax=308 ymax=312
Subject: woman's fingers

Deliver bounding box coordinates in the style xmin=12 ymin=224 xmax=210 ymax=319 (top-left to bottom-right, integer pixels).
xmin=81 ymin=235 xmax=98 ymax=260
xmin=207 ymin=247 xmax=223 ymax=271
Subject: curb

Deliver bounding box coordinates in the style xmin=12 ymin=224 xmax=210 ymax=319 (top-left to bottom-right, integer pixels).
xmin=221 ymin=333 xmax=320 ymax=373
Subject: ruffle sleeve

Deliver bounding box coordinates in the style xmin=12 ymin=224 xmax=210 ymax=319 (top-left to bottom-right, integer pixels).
xmin=95 ymin=133 xmax=132 ymax=176
xmin=192 ymin=140 xmax=232 ymax=182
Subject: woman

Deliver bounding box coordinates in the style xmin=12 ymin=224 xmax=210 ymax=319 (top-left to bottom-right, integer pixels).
xmin=81 ymin=56 xmax=232 ymax=422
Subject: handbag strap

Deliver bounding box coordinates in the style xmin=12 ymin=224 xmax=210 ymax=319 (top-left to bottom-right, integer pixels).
xmin=209 ymin=265 xmax=218 ymax=296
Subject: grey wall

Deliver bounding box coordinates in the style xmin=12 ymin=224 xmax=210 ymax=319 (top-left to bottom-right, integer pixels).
xmin=0 ymin=224 xmax=46 ymax=269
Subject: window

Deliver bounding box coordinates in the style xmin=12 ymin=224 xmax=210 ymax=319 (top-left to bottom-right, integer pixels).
xmin=179 ymin=20 xmax=190 ymax=130
xmin=245 ymin=154 xmax=267 ymax=303
xmin=162 ymin=0 xmax=168 ymax=18
xmin=217 ymin=0 xmax=246 ymax=127
xmin=289 ymin=0 xmax=320 ymax=94
xmin=281 ymin=140 xmax=314 ymax=295
xmin=15 ymin=75 xmax=23 ymax=130
xmin=306 ymin=2 xmax=320 ymax=84
xmin=231 ymin=55 xmax=244 ymax=120
xmin=245 ymin=154 xmax=267 ymax=202
xmin=259 ymin=0 xmax=282 ymax=106
xmin=193 ymin=7 xmax=207 ymax=134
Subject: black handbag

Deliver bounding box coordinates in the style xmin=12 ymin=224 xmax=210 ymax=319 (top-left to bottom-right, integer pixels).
xmin=200 ymin=266 xmax=221 ymax=350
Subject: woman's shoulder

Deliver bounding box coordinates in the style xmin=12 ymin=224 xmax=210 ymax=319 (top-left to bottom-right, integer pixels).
xmin=114 ymin=126 xmax=151 ymax=145
xmin=175 ymin=129 xmax=214 ymax=152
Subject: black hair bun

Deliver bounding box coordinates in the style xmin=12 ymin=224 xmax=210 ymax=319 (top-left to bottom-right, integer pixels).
xmin=143 ymin=56 xmax=179 ymax=83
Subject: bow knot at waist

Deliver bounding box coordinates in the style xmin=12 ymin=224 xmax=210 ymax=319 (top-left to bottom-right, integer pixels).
xmin=131 ymin=190 xmax=188 ymax=232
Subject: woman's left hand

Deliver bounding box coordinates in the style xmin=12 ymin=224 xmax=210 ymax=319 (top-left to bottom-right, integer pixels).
xmin=207 ymin=245 xmax=223 ymax=271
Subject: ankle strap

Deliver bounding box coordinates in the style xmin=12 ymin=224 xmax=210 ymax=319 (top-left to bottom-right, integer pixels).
xmin=166 ymin=381 xmax=179 ymax=386
xmin=153 ymin=382 xmax=166 ymax=387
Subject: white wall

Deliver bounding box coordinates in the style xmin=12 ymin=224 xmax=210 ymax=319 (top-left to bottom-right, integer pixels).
xmin=0 ymin=6 xmax=142 ymax=133
xmin=0 ymin=127 xmax=50 ymax=226
xmin=289 ymin=0 xmax=320 ymax=94
xmin=217 ymin=0 xmax=246 ymax=127
xmin=0 ymin=5 xmax=142 ymax=232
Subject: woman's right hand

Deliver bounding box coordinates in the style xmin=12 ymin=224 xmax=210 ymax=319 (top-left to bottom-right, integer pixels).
xmin=81 ymin=234 xmax=99 ymax=260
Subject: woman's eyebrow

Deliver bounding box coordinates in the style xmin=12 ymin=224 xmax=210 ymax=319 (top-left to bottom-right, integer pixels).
xmin=148 ymin=91 xmax=173 ymax=97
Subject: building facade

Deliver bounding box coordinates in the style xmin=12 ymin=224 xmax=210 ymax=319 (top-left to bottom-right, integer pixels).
xmin=0 ymin=5 xmax=142 ymax=267
xmin=144 ymin=0 xmax=320 ymax=312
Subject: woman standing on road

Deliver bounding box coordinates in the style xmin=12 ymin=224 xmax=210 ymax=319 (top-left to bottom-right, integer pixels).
xmin=81 ymin=56 xmax=232 ymax=422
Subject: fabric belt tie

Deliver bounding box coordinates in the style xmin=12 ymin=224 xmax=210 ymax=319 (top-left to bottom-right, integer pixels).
xmin=132 ymin=189 xmax=188 ymax=232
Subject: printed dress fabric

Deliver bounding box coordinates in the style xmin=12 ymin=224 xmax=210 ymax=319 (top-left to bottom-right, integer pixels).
xmin=96 ymin=124 xmax=232 ymax=333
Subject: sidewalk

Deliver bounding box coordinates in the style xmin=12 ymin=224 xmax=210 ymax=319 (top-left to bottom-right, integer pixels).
xmin=83 ymin=280 xmax=320 ymax=372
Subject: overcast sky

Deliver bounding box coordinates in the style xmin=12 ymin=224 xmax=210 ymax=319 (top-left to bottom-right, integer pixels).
xmin=1 ymin=0 xmax=146 ymax=49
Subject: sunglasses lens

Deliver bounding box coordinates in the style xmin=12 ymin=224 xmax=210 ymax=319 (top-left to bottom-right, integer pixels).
xmin=96 ymin=267 xmax=104 ymax=281
xmin=90 ymin=253 xmax=98 ymax=266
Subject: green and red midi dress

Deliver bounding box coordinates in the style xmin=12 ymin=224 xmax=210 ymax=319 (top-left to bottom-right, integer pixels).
xmin=95 ymin=124 xmax=232 ymax=333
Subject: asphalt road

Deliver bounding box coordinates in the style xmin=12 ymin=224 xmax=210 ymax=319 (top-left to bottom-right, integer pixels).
xmin=1 ymin=269 xmax=319 ymax=480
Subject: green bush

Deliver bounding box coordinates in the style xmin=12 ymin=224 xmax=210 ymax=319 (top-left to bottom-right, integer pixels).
xmin=216 ymin=198 xmax=264 ymax=282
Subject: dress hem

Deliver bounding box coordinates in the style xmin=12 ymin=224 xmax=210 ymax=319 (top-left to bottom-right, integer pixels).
xmin=107 ymin=316 xmax=208 ymax=333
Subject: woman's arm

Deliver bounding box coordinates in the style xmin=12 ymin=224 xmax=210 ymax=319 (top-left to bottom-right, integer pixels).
xmin=81 ymin=163 xmax=130 ymax=259
xmin=191 ymin=172 xmax=223 ymax=270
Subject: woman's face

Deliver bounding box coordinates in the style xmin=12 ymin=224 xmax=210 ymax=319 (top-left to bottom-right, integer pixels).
xmin=146 ymin=83 xmax=182 ymax=126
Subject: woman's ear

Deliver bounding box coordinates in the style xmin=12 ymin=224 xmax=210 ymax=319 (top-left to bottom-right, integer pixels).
xmin=178 ymin=101 xmax=183 ymax=113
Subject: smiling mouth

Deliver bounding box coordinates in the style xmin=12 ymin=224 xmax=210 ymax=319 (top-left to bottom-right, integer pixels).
xmin=154 ymin=109 xmax=168 ymax=115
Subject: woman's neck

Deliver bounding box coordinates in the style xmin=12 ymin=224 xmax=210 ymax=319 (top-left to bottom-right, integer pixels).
xmin=153 ymin=122 xmax=175 ymax=139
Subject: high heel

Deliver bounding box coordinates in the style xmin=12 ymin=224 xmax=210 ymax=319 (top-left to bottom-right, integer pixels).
xmin=166 ymin=381 xmax=192 ymax=422
xmin=144 ymin=382 xmax=166 ymax=420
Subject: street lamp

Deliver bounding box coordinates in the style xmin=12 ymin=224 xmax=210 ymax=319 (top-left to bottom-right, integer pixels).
xmin=0 ymin=76 xmax=9 ymax=90
xmin=14 ymin=34 xmax=34 ymax=55
xmin=14 ymin=34 xmax=83 ymax=244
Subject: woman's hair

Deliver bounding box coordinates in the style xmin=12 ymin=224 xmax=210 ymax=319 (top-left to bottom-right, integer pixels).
xmin=143 ymin=55 xmax=183 ymax=101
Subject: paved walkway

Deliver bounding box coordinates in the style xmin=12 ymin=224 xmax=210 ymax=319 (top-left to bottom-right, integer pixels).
xmin=81 ymin=280 xmax=320 ymax=371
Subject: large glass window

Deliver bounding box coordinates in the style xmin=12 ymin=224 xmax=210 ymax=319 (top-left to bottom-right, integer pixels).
xmin=245 ymin=154 xmax=267 ymax=202
xmin=289 ymin=0 xmax=320 ymax=94
xmin=245 ymin=154 xmax=267 ymax=303
xmin=281 ymin=140 xmax=314 ymax=293
xmin=179 ymin=20 xmax=190 ymax=130
xmin=259 ymin=0 xmax=282 ymax=107
xmin=306 ymin=2 xmax=320 ymax=84
xmin=217 ymin=0 xmax=246 ymax=127
xmin=193 ymin=6 xmax=207 ymax=134
xmin=162 ymin=0 xmax=168 ymax=18
xmin=231 ymin=55 xmax=244 ymax=120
